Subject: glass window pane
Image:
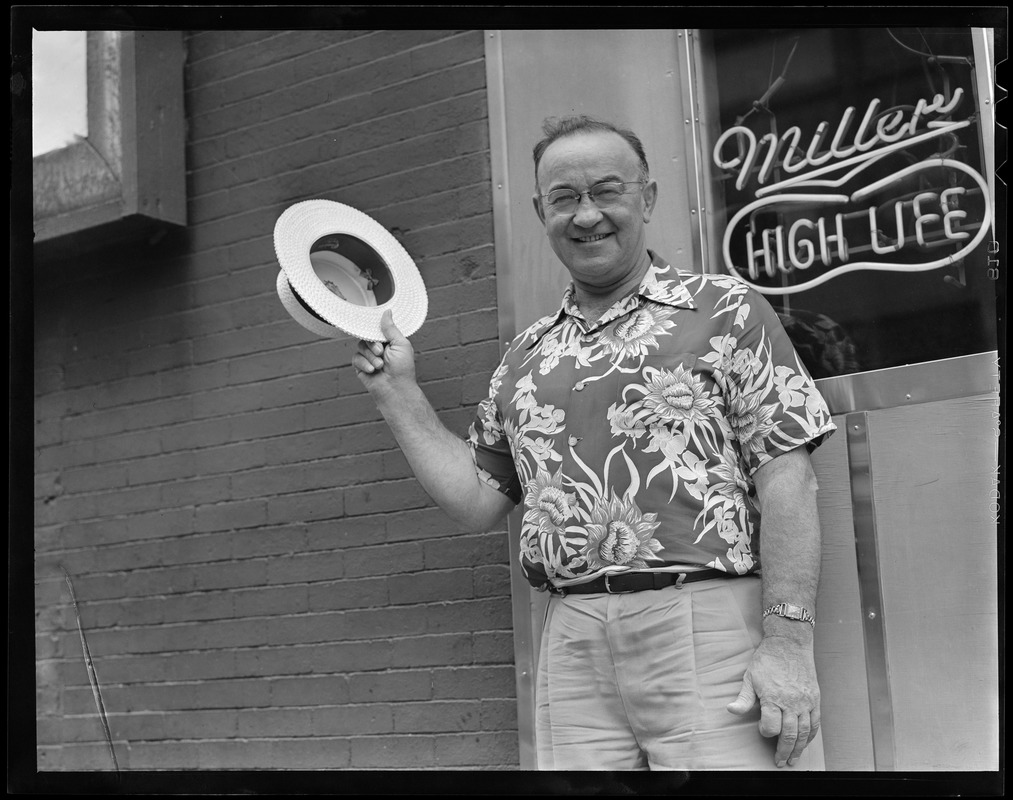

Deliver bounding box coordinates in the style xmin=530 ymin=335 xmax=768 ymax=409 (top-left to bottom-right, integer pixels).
xmin=32 ymin=29 xmax=88 ymax=156
xmin=702 ymin=28 xmax=997 ymax=378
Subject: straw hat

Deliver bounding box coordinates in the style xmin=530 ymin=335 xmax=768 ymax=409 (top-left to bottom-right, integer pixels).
xmin=274 ymin=199 xmax=428 ymax=341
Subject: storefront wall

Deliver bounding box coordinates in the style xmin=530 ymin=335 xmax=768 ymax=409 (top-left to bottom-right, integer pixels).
xmin=34 ymin=29 xmax=519 ymax=771
xmin=488 ymin=28 xmax=999 ymax=771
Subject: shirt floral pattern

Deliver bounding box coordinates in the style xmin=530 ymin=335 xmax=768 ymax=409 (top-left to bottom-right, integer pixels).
xmin=468 ymin=260 xmax=836 ymax=590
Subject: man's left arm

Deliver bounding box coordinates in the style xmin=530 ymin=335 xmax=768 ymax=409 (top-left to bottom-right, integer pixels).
xmin=727 ymin=445 xmax=822 ymax=768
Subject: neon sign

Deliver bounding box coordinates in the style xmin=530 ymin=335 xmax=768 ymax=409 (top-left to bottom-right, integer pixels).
xmin=714 ymin=88 xmax=992 ymax=295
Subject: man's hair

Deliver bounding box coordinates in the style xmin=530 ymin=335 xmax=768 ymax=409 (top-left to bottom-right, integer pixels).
xmin=532 ymin=115 xmax=650 ymax=189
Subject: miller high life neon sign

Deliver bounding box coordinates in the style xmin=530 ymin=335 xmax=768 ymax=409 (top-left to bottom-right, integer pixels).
xmin=714 ymin=87 xmax=992 ymax=295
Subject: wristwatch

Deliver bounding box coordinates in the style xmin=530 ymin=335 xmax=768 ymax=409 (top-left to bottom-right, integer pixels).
xmin=762 ymin=602 xmax=816 ymax=627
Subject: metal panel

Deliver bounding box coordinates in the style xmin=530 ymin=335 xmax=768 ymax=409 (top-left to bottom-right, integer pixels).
xmin=845 ymin=412 xmax=897 ymax=770
xmin=865 ymin=396 xmax=1000 ymax=770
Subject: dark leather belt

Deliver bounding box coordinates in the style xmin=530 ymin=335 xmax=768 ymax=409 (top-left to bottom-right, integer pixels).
xmin=549 ymin=569 xmax=729 ymax=596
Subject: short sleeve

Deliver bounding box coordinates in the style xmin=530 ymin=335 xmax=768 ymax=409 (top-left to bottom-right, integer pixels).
xmin=467 ymin=394 xmax=522 ymax=505
xmin=722 ymin=287 xmax=837 ymax=476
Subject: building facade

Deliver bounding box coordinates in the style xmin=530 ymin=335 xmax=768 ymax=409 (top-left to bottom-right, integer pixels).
xmin=28 ymin=22 xmax=1001 ymax=775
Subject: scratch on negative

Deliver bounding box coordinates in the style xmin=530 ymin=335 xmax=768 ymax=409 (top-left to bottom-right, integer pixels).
xmin=62 ymin=566 xmax=120 ymax=773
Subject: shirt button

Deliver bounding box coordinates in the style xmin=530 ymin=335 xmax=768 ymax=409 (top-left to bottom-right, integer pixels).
xmin=574 ymin=381 xmax=585 ymax=391
xmin=568 ymin=435 xmax=581 ymax=447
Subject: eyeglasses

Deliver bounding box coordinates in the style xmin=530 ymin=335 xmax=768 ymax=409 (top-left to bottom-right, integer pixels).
xmin=539 ymin=181 xmax=646 ymax=214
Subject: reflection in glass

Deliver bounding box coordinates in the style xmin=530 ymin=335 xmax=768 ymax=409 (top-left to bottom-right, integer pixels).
xmin=32 ymin=29 xmax=88 ymax=157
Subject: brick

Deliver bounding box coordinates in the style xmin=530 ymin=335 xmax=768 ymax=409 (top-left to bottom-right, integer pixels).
xmin=343 ymin=541 xmax=424 ymax=578
xmin=422 ymin=533 xmax=509 ymax=570
xmin=424 ymin=597 xmax=514 ymax=635
xmin=269 ymin=674 xmax=350 ymax=707
xmin=233 ymin=584 xmax=309 ymax=618
xmin=393 ymin=700 xmax=480 ymax=733
xmin=265 ymin=549 xmax=344 ymax=584
xmin=472 ymin=631 xmax=515 ymax=665
xmin=349 ymin=734 xmax=435 ymax=769
xmin=194 ymin=498 xmax=268 ymax=532
xmin=433 ymin=732 xmax=520 ymax=767
xmin=474 ymin=564 xmax=512 ymax=598
xmin=480 ymin=698 xmax=519 ymax=731
xmin=266 ymin=489 xmax=344 ymax=525
xmin=196 ymin=739 xmax=276 ymax=771
xmin=431 ymin=665 xmax=517 ymax=700
xmin=390 ymin=633 xmax=473 ymax=668
xmin=312 ymin=704 xmax=395 ymax=737
xmin=268 ymin=737 xmax=351 ymax=769
xmin=343 ymin=479 xmax=432 ymax=518
xmin=161 ymin=475 xmax=231 ymax=507
xmin=307 ymin=577 xmax=389 ymax=612
xmin=347 ymin=669 xmax=432 ymax=703
xmin=341 ymin=605 xmax=427 ymax=640
xmin=388 ymin=568 xmax=475 ymax=605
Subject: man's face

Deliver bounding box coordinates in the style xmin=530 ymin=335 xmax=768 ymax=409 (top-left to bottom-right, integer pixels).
xmin=533 ymin=131 xmax=658 ymax=292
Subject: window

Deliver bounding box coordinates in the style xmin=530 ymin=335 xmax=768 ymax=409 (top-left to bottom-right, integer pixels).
xmin=32 ymin=30 xmax=187 ymax=259
xmin=696 ymin=28 xmax=997 ymax=378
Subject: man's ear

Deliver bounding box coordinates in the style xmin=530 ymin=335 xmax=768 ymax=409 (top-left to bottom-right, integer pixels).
xmin=532 ymin=193 xmax=546 ymax=225
xmin=641 ymin=179 xmax=659 ymax=223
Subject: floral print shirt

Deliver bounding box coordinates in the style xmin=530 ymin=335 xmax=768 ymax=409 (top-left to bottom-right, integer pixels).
xmin=467 ymin=259 xmax=836 ymax=590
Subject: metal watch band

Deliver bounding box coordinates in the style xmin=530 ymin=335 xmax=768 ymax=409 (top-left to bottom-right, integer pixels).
xmin=762 ymin=602 xmax=816 ymax=627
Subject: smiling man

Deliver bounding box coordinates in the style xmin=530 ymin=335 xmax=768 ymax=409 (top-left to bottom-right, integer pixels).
xmin=354 ymin=115 xmax=836 ymax=771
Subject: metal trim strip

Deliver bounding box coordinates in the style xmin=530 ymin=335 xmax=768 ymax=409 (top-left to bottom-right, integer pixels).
xmin=483 ymin=29 xmax=539 ymax=771
xmin=816 ymin=351 xmax=999 ymax=416
xmin=846 ymin=411 xmax=896 ymax=771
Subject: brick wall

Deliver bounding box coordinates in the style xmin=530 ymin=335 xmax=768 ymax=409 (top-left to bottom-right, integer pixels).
xmin=34 ymin=29 xmax=519 ymax=770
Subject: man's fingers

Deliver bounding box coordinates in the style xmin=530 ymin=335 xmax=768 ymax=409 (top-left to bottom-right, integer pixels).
xmin=773 ymin=710 xmax=798 ymax=767
xmin=807 ymin=706 xmax=821 ymax=744
xmin=354 ymin=342 xmax=385 ymax=374
xmin=787 ymin=714 xmax=811 ymax=766
xmin=757 ymin=702 xmax=781 ymax=739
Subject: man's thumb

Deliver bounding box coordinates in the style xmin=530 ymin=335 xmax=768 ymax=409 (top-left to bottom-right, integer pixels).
xmin=380 ymin=310 xmax=405 ymax=345
xmin=727 ymin=674 xmax=757 ymax=716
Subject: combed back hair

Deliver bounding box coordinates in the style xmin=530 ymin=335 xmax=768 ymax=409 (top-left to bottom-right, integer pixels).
xmin=532 ymin=115 xmax=650 ymax=189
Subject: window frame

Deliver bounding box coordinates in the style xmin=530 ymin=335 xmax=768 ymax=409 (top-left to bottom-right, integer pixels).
xmin=32 ymin=30 xmax=186 ymax=259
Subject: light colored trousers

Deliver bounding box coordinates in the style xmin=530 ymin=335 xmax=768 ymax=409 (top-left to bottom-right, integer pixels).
xmin=535 ymin=574 xmax=825 ymax=770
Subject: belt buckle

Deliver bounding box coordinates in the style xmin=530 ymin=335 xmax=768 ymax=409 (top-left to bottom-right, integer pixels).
xmin=604 ymin=573 xmax=634 ymax=594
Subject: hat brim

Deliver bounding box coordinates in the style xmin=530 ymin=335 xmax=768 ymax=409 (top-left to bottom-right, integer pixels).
xmin=274 ymin=199 xmax=428 ymax=341
xmin=276 ymin=270 xmax=347 ymax=339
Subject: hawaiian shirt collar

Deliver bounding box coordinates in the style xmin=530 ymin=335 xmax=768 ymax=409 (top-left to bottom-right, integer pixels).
xmin=526 ymin=252 xmax=697 ymax=346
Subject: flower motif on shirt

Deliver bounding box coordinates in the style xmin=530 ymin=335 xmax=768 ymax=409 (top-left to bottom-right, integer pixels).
xmin=523 ymin=468 xmax=577 ymax=537
xmin=700 ymin=333 xmax=738 ymax=372
xmin=472 ymin=397 xmax=504 ymax=446
xmin=538 ymin=327 xmax=579 ymax=375
xmin=727 ymin=390 xmax=778 ymax=457
xmin=583 ymin=492 xmax=663 ymax=570
xmin=598 ymin=305 xmax=676 ymax=359
xmin=607 ymin=402 xmax=646 ymax=440
xmin=729 ymin=347 xmax=763 ymax=379
xmin=639 ymin=364 xmax=714 ymax=428
xmin=523 ymin=436 xmax=563 ymax=475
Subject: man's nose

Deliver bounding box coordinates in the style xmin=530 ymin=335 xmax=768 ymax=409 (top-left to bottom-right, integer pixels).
xmin=572 ymin=194 xmax=603 ymax=226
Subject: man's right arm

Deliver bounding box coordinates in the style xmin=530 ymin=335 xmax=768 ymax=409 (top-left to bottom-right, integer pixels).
xmin=353 ymin=310 xmax=516 ymax=532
